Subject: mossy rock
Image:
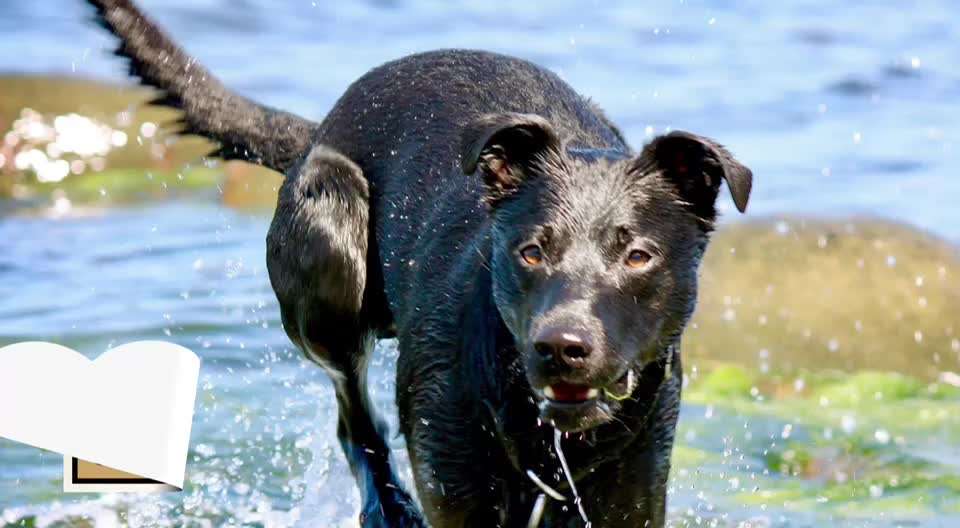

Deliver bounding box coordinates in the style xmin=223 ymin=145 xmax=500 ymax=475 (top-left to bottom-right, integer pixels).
xmin=814 ymin=371 xmax=924 ymax=405
xmin=46 ymin=518 xmax=96 ymax=528
xmin=764 ymin=443 xmax=816 ymax=477
xmin=695 ymin=364 xmax=755 ymax=399
xmin=0 ymin=75 xmax=206 ymax=171
xmin=2 ymin=517 xmax=37 ymax=528
xmin=686 ymin=218 xmax=960 ymax=380
xmin=0 ymin=75 xmax=280 ymax=208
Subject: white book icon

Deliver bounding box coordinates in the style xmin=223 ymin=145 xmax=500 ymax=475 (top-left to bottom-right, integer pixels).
xmin=0 ymin=341 xmax=200 ymax=492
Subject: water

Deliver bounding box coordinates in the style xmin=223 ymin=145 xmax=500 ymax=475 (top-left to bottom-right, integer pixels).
xmin=1 ymin=1 xmax=958 ymax=526
xmin=0 ymin=203 xmax=398 ymax=525
xmin=2 ymin=0 xmax=959 ymax=240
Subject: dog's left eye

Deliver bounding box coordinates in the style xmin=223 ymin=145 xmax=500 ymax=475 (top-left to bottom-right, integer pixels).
xmin=625 ymin=249 xmax=653 ymax=269
xmin=519 ymin=244 xmax=544 ymax=266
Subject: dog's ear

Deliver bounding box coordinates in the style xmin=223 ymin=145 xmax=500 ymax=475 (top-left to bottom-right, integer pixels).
xmin=636 ymin=131 xmax=752 ymax=219
xmin=460 ymin=113 xmax=561 ymax=202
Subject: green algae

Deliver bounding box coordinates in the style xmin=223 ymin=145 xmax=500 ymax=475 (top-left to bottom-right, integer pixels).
xmin=678 ymin=361 xmax=960 ymax=525
xmin=694 ymin=364 xmax=756 ymax=399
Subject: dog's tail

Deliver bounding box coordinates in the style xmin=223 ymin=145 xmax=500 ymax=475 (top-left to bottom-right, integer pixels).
xmin=86 ymin=0 xmax=319 ymax=173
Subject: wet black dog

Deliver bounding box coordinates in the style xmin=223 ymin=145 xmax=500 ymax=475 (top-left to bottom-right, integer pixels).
xmin=88 ymin=1 xmax=752 ymax=526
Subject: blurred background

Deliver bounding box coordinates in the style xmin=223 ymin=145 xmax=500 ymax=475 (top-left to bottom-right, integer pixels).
xmin=1 ymin=1 xmax=957 ymax=526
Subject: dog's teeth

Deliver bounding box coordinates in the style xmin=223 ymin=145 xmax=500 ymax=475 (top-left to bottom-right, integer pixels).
xmin=586 ymin=388 xmax=599 ymax=399
xmin=544 ymin=386 xmax=556 ymax=400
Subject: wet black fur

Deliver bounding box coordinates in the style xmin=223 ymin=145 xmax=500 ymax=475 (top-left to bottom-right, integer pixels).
xmin=85 ymin=1 xmax=753 ymax=526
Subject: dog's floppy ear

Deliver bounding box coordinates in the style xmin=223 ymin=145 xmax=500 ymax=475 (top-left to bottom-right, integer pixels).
xmin=637 ymin=131 xmax=752 ymax=218
xmin=460 ymin=113 xmax=561 ymax=202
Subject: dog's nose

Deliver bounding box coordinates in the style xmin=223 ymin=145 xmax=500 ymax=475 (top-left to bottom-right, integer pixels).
xmin=533 ymin=327 xmax=593 ymax=368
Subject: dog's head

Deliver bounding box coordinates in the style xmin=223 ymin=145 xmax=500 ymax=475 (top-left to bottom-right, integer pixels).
xmin=461 ymin=113 xmax=752 ymax=431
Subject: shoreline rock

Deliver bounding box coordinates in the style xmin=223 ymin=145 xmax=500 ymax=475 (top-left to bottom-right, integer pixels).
xmin=689 ymin=217 xmax=959 ymax=380
xmin=0 ymin=74 xmax=280 ymax=209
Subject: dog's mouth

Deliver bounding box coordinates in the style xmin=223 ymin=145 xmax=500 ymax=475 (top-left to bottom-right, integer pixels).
xmin=541 ymin=370 xmax=636 ymax=404
xmin=542 ymin=382 xmax=599 ymax=403
xmin=536 ymin=369 xmax=637 ymax=431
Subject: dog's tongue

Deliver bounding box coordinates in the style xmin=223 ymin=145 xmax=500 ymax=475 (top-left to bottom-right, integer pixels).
xmin=550 ymin=382 xmax=591 ymax=402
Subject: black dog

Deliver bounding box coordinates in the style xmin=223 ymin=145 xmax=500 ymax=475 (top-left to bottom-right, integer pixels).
xmin=87 ymin=1 xmax=752 ymax=526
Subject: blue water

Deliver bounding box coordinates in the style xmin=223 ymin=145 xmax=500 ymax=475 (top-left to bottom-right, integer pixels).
xmin=1 ymin=1 xmax=958 ymax=526
xmin=3 ymin=0 xmax=959 ymax=240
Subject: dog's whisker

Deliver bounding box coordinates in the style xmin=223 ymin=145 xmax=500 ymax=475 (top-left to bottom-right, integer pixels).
xmin=474 ymin=246 xmax=492 ymax=271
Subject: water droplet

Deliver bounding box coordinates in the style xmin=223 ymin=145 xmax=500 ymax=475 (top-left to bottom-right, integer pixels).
xmin=841 ymin=415 xmax=857 ymax=434
xmin=780 ymin=424 xmax=793 ymax=439
xmin=874 ymin=429 xmax=890 ymax=444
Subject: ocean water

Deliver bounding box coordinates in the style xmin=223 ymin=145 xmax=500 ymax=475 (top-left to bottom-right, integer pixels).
xmin=1 ymin=1 xmax=958 ymax=526
xmin=3 ymin=0 xmax=958 ymax=241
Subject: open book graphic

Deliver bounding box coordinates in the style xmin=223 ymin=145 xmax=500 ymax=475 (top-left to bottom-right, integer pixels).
xmin=0 ymin=341 xmax=200 ymax=492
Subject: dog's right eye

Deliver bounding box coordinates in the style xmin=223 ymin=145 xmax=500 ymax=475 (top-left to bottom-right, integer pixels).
xmin=519 ymin=244 xmax=544 ymax=266
xmin=625 ymin=249 xmax=654 ymax=269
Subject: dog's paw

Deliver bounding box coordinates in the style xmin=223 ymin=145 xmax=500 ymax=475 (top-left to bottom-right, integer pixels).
xmin=359 ymin=505 xmax=427 ymax=528
xmin=359 ymin=486 xmax=427 ymax=528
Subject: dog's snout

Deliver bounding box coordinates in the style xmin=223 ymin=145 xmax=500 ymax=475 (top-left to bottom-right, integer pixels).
xmin=533 ymin=327 xmax=594 ymax=368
